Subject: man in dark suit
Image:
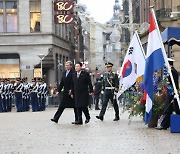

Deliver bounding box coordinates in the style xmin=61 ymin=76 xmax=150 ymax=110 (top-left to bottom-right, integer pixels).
xmin=71 ymin=62 xmax=93 ymax=125
xmin=51 ymin=61 xmax=78 ymax=124
xmin=156 ymin=58 xmax=180 ymax=130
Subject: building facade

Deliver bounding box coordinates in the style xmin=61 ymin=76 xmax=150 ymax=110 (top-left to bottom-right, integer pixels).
xmin=139 ymin=0 xmax=180 ymax=73
xmin=0 ymin=0 xmax=75 ymax=84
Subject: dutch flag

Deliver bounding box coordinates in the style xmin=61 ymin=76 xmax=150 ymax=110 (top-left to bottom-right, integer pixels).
xmin=144 ymin=11 xmax=165 ymax=124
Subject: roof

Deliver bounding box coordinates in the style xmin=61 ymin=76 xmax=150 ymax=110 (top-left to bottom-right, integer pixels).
xmin=161 ymin=27 xmax=180 ymax=46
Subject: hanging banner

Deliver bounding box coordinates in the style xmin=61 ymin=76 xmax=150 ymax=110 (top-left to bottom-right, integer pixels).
xmin=54 ymin=1 xmax=74 ymax=11
xmin=54 ymin=14 xmax=74 ymax=24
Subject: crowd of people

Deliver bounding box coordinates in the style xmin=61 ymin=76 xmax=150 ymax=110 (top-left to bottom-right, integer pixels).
xmin=0 ymin=77 xmax=48 ymax=112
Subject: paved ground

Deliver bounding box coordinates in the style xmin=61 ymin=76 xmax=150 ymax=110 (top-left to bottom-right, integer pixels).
xmin=0 ymin=107 xmax=180 ymax=154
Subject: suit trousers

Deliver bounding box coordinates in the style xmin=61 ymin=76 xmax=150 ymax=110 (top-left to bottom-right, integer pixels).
xmin=161 ymin=93 xmax=180 ymax=128
xmin=99 ymin=92 xmax=119 ymax=118
xmin=53 ymin=106 xmax=78 ymax=122
xmin=77 ymin=107 xmax=90 ymax=122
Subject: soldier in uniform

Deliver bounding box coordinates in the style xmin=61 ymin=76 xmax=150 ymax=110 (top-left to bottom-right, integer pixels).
xmin=96 ymin=62 xmax=120 ymax=121
xmin=30 ymin=78 xmax=39 ymax=112
xmin=23 ymin=77 xmax=31 ymax=111
xmin=37 ymin=78 xmax=42 ymax=111
xmin=14 ymin=78 xmax=24 ymax=112
xmin=41 ymin=79 xmax=48 ymax=111
xmin=6 ymin=78 xmax=13 ymax=112
xmin=2 ymin=79 xmax=8 ymax=112
xmin=0 ymin=79 xmax=4 ymax=112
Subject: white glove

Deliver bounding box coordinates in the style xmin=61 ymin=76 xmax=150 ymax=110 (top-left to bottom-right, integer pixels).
xmin=114 ymin=91 xmax=117 ymax=95
xmin=101 ymin=91 xmax=104 ymax=94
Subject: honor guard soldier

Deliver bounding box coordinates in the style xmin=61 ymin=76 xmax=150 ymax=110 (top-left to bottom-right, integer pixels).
xmin=22 ymin=78 xmax=27 ymax=111
xmin=2 ymin=79 xmax=8 ymax=112
xmin=9 ymin=79 xmax=15 ymax=112
xmin=14 ymin=78 xmax=24 ymax=112
xmin=6 ymin=78 xmax=13 ymax=112
xmin=41 ymin=79 xmax=47 ymax=111
xmin=37 ymin=78 xmax=43 ymax=111
xmin=0 ymin=79 xmax=4 ymax=112
xmin=22 ymin=77 xmax=30 ymax=111
xmin=23 ymin=77 xmax=31 ymax=111
xmin=96 ymin=62 xmax=120 ymax=121
xmin=30 ymin=78 xmax=39 ymax=111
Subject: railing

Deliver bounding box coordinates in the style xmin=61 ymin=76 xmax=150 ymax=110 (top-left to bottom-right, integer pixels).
xmin=156 ymin=8 xmax=172 ymax=19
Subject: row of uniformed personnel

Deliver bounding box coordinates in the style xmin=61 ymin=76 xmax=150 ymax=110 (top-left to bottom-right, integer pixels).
xmin=0 ymin=77 xmax=48 ymax=112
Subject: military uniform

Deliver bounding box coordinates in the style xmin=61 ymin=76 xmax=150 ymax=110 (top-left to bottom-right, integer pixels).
xmin=2 ymin=79 xmax=8 ymax=112
xmin=96 ymin=62 xmax=120 ymax=121
xmin=23 ymin=78 xmax=31 ymax=111
xmin=37 ymin=79 xmax=43 ymax=111
xmin=0 ymin=79 xmax=4 ymax=112
xmin=14 ymin=78 xmax=24 ymax=112
xmin=6 ymin=79 xmax=13 ymax=112
xmin=30 ymin=79 xmax=39 ymax=112
xmin=41 ymin=79 xmax=47 ymax=111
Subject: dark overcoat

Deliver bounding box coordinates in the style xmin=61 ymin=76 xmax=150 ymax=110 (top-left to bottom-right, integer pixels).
xmin=58 ymin=69 xmax=75 ymax=108
xmin=72 ymin=71 xmax=93 ymax=108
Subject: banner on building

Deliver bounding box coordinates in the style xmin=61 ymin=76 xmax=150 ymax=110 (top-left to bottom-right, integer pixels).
xmin=54 ymin=1 xmax=74 ymax=11
xmin=54 ymin=14 xmax=74 ymax=24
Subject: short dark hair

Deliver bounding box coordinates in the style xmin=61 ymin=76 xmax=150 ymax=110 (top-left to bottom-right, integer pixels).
xmin=76 ymin=61 xmax=82 ymax=67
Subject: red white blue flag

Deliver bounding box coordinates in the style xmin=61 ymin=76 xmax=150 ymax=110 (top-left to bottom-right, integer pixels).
xmin=144 ymin=11 xmax=165 ymax=124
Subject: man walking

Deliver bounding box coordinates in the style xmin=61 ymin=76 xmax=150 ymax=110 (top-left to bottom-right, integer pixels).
xmin=96 ymin=62 xmax=120 ymax=121
xmin=71 ymin=62 xmax=93 ymax=125
xmin=51 ymin=61 xmax=78 ymax=124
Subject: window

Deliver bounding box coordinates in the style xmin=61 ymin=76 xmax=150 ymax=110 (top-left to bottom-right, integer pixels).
xmin=0 ymin=1 xmax=18 ymax=33
xmin=0 ymin=2 xmax=3 ymax=32
xmin=6 ymin=1 xmax=18 ymax=32
xmin=30 ymin=0 xmax=41 ymax=33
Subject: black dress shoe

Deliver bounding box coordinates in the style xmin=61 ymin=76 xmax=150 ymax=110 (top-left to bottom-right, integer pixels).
xmin=85 ymin=119 xmax=90 ymax=124
xmin=155 ymin=126 xmax=167 ymax=130
xmin=75 ymin=121 xmax=83 ymax=125
xmin=95 ymin=108 xmax=100 ymax=110
xmin=96 ymin=116 xmax=103 ymax=121
xmin=113 ymin=117 xmax=120 ymax=121
xmin=51 ymin=119 xmax=58 ymax=123
xmin=71 ymin=121 xmax=78 ymax=124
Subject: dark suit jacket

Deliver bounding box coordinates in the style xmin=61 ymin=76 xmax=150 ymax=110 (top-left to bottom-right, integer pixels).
xmin=58 ymin=69 xmax=75 ymax=108
xmin=94 ymin=81 xmax=102 ymax=96
xmin=72 ymin=70 xmax=93 ymax=108
xmin=168 ymin=67 xmax=179 ymax=90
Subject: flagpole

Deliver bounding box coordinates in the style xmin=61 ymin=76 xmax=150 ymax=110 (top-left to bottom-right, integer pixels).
xmin=151 ymin=8 xmax=180 ymax=108
xmin=135 ymin=31 xmax=146 ymax=59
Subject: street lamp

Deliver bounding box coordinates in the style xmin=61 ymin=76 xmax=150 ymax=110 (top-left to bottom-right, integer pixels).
xmin=38 ymin=54 xmax=45 ymax=78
